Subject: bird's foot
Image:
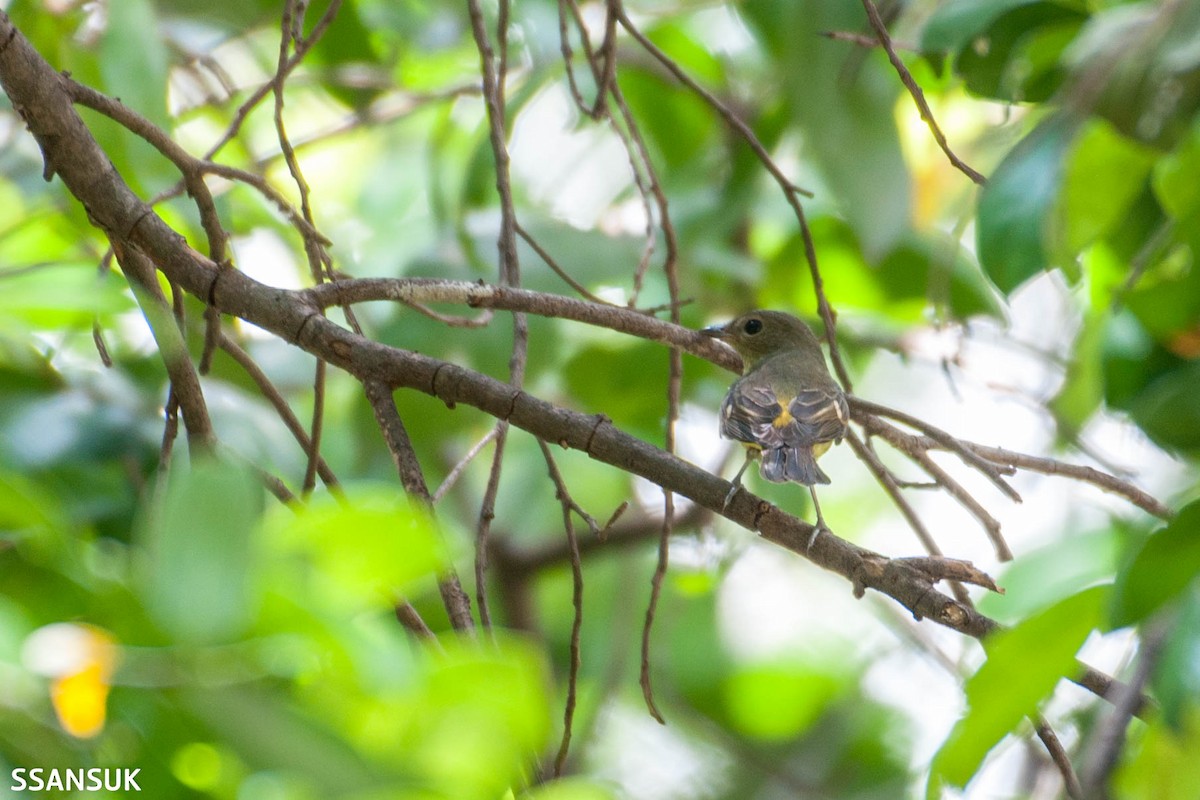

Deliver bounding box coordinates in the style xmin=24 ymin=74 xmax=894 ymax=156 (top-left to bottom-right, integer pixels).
xmin=806 ymin=517 xmax=830 ymax=552
xmin=722 ymin=482 xmax=742 ymax=513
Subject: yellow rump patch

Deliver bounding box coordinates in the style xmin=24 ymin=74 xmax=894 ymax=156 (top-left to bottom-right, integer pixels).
xmin=772 ymin=395 xmax=795 ymax=428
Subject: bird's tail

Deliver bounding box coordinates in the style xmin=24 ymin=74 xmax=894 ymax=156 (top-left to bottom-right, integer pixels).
xmin=759 ymin=447 xmax=830 ymax=485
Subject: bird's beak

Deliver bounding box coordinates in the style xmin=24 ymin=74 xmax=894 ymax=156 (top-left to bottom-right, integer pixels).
xmin=700 ymin=323 xmax=728 ymax=339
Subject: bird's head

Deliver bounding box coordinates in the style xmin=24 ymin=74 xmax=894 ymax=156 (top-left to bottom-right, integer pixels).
xmin=701 ymin=310 xmax=823 ymax=369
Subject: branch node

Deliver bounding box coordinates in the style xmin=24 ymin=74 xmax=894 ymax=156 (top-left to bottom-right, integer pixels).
xmin=123 ymin=203 xmax=157 ymax=241
xmin=292 ymin=310 xmax=322 ymax=345
xmin=583 ymin=413 xmax=611 ymax=453
xmin=0 ymin=24 xmax=17 ymax=55
xmin=429 ymin=362 xmax=455 ymax=408
xmin=503 ymin=389 xmax=520 ymax=421
xmin=751 ymin=500 xmax=772 ymax=531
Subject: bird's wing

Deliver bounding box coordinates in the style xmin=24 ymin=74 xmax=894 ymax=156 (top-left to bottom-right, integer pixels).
xmin=720 ymin=383 xmax=844 ymax=450
xmin=720 ymin=382 xmax=847 ymax=450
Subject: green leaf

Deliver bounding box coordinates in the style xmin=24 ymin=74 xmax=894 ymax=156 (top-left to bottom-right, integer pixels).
xmin=524 ymin=778 xmax=619 ymax=800
xmin=1130 ymin=363 xmax=1200 ymax=455
xmin=1111 ymin=499 xmax=1200 ymax=628
xmin=1154 ymin=587 xmax=1200 ymax=731
xmin=400 ymin=633 xmax=552 ymax=798
xmin=1050 ymin=309 xmax=1106 ymax=438
xmin=1114 ymin=712 xmax=1200 ymax=800
xmin=140 ymin=456 xmax=264 ymax=644
xmin=949 ymin=4 xmax=1084 ymax=103
xmin=1055 ymin=120 xmax=1156 ymax=256
xmin=1153 ymin=117 xmax=1200 ymax=222
xmin=928 ymin=586 xmax=1106 ymax=796
xmin=267 ymin=484 xmax=450 ymax=610
xmin=722 ymin=660 xmax=844 ymax=741
xmin=978 ymin=528 xmax=1120 ymax=624
xmin=0 ymin=263 xmax=134 ymax=331
xmin=922 ymin=0 xmax=1058 ymax=52
xmin=0 ymin=470 xmax=67 ymax=546
xmin=977 ymin=115 xmax=1078 ymax=293
xmin=101 ymin=0 xmax=169 ymax=129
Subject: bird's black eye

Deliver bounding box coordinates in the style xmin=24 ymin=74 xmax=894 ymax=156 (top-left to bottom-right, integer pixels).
xmin=743 ymin=318 xmax=763 ymax=335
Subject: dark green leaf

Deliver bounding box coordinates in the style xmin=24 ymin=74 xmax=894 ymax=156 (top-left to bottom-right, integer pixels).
xmin=1130 ymin=363 xmax=1200 ymax=455
xmin=1111 ymin=499 xmax=1200 ymax=628
xmin=977 ymin=114 xmax=1078 ymax=293
xmin=1153 ymin=588 xmax=1200 ymax=731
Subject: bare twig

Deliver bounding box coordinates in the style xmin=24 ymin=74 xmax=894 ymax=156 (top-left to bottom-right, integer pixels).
xmin=394 ymin=601 xmax=438 ymax=642
xmin=852 ymin=398 xmax=1021 ymax=501
xmin=516 ymin=221 xmax=615 ymax=306
xmin=1034 ymin=715 xmax=1083 ymax=799
xmin=364 ymin=380 xmax=475 ymax=633
xmin=859 ymin=0 xmax=986 ymax=185
xmin=847 ymin=430 xmax=973 ymax=605
xmin=217 ymin=331 xmax=340 ymax=489
xmin=111 ymin=242 xmax=214 ymax=455
xmin=536 ymin=440 xmax=586 ymax=775
xmin=432 ymin=427 xmax=501 ymax=504
xmin=1080 ymin=618 xmax=1171 ymax=798
xmin=611 ymin=1 xmax=856 ymax=396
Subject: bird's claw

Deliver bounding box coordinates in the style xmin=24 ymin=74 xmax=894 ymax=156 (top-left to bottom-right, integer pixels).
xmin=722 ymin=482 xmax=742 ymax=513
xmin=806 ymin=518 xmax=829 ymax=552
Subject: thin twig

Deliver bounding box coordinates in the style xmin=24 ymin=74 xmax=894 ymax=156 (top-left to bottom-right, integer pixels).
xmin=860 ymin=0 xmax=986 ymax=185
xmin=1034 ymin=715 xmax=1083 ymax=799
xmin=871 ymin=423 xmax=1014 ymax=561
xmin=611 ymin=2 xmax=855 ymax=395
xmin=467 ymin=0 xmax=528 ymax=632
xmin=516 ymin=221 xmax=615 ymax=306
xmin=216 ymin=331 xmax=340 ymax=489
xmin=432 ymin=427 xmax=501 ymax=503
xmin=852 ymin=398 xmax=1021 ymax=501
xmin=364 ymin=380 xmax=475 ymax=633
xmin=847 ymin=430 xmax=973 ymax=605
xmin=394 ymin=601 xmax=438 ymax=642
xmin=1080 ymin=617 xmax=1171 ymax=798
xmin=537 ymin=440 xmax=586 ymax=776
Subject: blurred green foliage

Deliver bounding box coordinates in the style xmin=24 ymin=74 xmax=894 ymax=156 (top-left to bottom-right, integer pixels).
xmin=1 ymin=0 xmax=1199 ymax=797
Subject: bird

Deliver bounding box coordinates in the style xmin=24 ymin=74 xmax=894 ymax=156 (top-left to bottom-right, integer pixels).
xmin=702 ymin=310 xmax=848 ymax=545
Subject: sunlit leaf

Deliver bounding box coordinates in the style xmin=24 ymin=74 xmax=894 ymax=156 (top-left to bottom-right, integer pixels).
xmin=524 ymin=778 xmax=619 ymax=800
xmin=398 ymin=633 xmax=552 ymax=798
xmin=928 ymin=586 xmax=1105 ymax=796
xmin=266 ymin=484 xmax=450 ymax=610
xmin=979 ymin=527 xmax=1120 ymax=624
xmin=1114 ymin=712 xmax=1200 ymax=800
xmin=1050 ymin=309 xmax=1106 ymax=439
xmin=1055 ymin=119 xmax=1155 ymax=256
xmin=1153 ymin=118 xmax=1200 ymax=221
xmin=722 ymin=660 xmax=843 ymax=741
xmin=0 ymin=263 xmax=133 ymax=331
xmin=139 ymin=456 xmax=264 ymax=644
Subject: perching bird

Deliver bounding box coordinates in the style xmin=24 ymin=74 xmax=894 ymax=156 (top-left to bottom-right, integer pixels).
xmin=702 ymin=310 xmax=848 ymax=542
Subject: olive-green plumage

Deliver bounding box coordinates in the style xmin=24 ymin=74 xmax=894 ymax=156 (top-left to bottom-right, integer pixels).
xmin=703 ymin=310 xmax=848 ymax=488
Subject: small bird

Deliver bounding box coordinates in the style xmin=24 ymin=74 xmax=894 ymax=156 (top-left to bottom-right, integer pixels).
xmin=702 ymin=310 xmax=848 ymax=543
